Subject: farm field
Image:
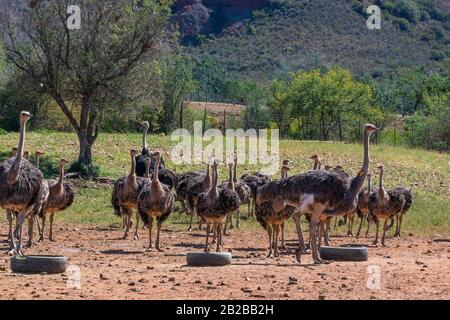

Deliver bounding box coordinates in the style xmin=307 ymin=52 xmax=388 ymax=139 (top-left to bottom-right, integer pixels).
xmin=0 ymin=131 xmax=449 ymax=300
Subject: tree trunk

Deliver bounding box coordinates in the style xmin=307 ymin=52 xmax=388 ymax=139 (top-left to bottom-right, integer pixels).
xmin=77 ymin=132 xmax=94 ymax=176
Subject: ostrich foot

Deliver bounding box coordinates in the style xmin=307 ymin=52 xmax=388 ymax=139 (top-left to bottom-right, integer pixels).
xmin=314 ymin=258 xmax=331 ymax=264
xmin=146 ymin=247 xmax=153 ymax=252
xmin=26 ymin=240 xmax=33 ymax=248
xmin=133 ymin=233 xmax=139 ymax=240
xmin=295 ymin=249 xmax=302 ymax=264
xmin=49 ymin=237 xmax=56 ymax=242
xmin=187 ymin=226 xmax=192 ymax=232
xmin=38 ymin=236 xmax=44 ymax=242
xmin=156 ymin=247 xmax=164 ymax=252
xmin=267 ymin=251 xmax=273 ymax=258
xmin=223 ymin=231 xmax=231 ymax=236
xmin=120 ymin=233 xmax=128 ymax=240
xmin=204 ymin=245 xmax=210 ymax=253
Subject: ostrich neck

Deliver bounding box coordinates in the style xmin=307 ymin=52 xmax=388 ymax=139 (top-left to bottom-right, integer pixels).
xmin=378 ymin=171 xmax=387 ymax=201
xmin=208 ymin=166 xmax=219 ymax=199
xmin=142 ymin=128 xmax=148 ymax=152
xmin=366 ymin=176 xmax=371 ymax=196
xmin=313 ymin=159 xmax=319 ymax=170
xmin=228 ymin=166 xmax=234 ymax=190
xmin=347 ymin=130 xmax=371 ymax=201
xmin=151 ymin=156 xmax=162 ymax=192
xmin=8 ymin=120 xmax=26 ymax=182
xmin=36 ymin=157 xmax=40 ymax=169
xmin=145 ymin=162 xmax=150 ymax=179
xmin=56 ymin=164 xmax=65 ymax=193
xmin=203 ymin=165 xmax=211 ymax=189
xmin=127 ymin=154 xmax=136 ymax=185
xmin=233 ymin=161 xmax=237 ymax=183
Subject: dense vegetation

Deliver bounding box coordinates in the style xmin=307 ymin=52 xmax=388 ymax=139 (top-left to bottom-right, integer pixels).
xmin=0 ymin=0 xmax=448 ymax=177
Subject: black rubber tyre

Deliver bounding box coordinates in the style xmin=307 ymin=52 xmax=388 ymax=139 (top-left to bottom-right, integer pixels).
xmin=186 ymin=252 xmax=232 ymax=266
xmin=319 ymin=246 xmax=368 ymax=262
xmin=10 ymin=255 xmax=68 ymax=274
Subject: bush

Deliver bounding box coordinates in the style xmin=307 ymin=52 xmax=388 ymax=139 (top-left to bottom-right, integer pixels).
xmin=393 ymin=18 xmax=410 ymax=31
xmin=0 ymin=128 xmax=7 ymax=135
xmin=430 ymin=50 xmax=446 ymax=61
xmin=351 ymin=1 xmax=365 ymax=16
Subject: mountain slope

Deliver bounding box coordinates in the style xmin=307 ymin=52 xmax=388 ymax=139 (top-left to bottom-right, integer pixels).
xmin=183 ymin=0 xmax=450 ymax=80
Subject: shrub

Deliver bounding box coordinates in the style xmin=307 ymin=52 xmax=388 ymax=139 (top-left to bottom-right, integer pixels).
xmin=393 ymin=17 xmax=410 ymax=31
xmin=430 ymin=50 xmax=446 ymax=61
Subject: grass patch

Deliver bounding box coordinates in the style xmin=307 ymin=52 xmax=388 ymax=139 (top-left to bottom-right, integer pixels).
xmin=0 ymin=131 xmax=448 ymax=236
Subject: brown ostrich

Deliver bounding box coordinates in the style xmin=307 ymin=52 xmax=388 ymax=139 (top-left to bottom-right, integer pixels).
xmin=223 ymin=156 xmax=251 ymax=233
xmin=310 ymin=155 xmax=321 ymax=170
xmin=23 ymin=151 xmax=30 ymax=160
xmin=39 ymin=159 xmax=75 ymax=242
xmin=11 ymin=147 xmax=18 ymax=157
xmin=197 ymin=161 xmax=240 ymax=252
xmin=111 ymin=149 xmax=147 ymax=240
xmin=0 ymin=111 xmax=48 ymax=255
xmin=175 ymin=170 xmax=206 ymax=214
xmin=256 ymin=124 xmax=378 ymax=263
xmin=185 ymin=161 xmax=212 ymax=231
xmin=137 ymin=151 xmax=174 ymax=252
xmin=368 ymin=164 xmax=409 ymax=246
xmin=255 ymin=160 xmax=295 ymax=257
xmin=241 ymin=171 xmax=272 ymax=217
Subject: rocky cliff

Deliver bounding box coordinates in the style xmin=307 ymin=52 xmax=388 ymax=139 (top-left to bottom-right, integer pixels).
xmin=173 ymin=0 xmax=269 ymax=44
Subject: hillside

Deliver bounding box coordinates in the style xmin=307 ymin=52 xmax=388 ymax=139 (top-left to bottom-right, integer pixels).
xmin=176 ymin=0 xmax=450 ymax=80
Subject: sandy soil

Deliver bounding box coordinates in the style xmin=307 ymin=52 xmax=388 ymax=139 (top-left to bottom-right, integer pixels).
xmin=0 ymin=223 xmax=449 ymax=300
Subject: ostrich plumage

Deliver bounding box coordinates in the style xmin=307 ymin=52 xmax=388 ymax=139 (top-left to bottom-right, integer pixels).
xmin=0 ymin=111 xmax=47 ymax=255
xmin=368 ymin=165 xmax=409 ymax=246
xmin=197 ymin=162 xmax=240 ymax=252
xmin=355 ymin=174 xmax=376 ymax=238
xmin=256 ymin=124 xmax=378 ymax=263
xmin=111 ymin=150 xmax=148 ymax=240
xmin=391 ymin=187 xmax=413 ymax=238
xmin=134 ymin=122 xmax=166 ymax=178
xmin=39 ymin=159 xmax=75 ymax=242
xmin=175 ymin=170 xmax=206 ymax=204
xmin=137 ymin=151 xmax=174 ymax=252
xmin=240 ymin=172 xmax=272 ymax=217
xmin=185 ymin=164 xmax=212 ymax=231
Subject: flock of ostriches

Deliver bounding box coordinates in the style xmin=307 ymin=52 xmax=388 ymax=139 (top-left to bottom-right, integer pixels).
xmin=0 ymin=112 xmax=413 ymax=264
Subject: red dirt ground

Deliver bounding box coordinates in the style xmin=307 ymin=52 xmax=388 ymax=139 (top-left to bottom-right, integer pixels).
xmin=0 ymin=224 xmax=449 ymax=300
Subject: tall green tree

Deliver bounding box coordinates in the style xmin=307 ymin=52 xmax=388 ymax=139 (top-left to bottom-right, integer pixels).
xmin=0 ymin=0 xmax=172 ymax=174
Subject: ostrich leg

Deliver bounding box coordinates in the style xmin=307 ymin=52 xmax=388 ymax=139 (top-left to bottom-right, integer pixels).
xmin=26 ymin=215 xmax=35 ymax=247
xmin=49 ymin=212 xmax=56 ymax=242
xmin=274 ymin=224 xmax=280 ymax=257
xmin=267 ymin=225 xmax=273 ymax=257
xmin=292 ymin=213 xmax=306 ymax=252
xmin=187 ymin=207 xmax=194 ymax=232
xmin=7 ymin=210 xmax=18 ymax=255
xmin=280 ymin=222 xmax=286 ymax=250
xmin=155 ymin=221 xmax=164 ymax=252
xmin=16 ymin=211 xmax=26 ymax=255
xmin=146 ymin=217 xmax=153 ymax=252
xmin=236 ymin=210 xmax=240 ymax=229
xmin=133 ymin=210 xmax=140 ymax=240
xmin=223 ymin=213 xmax=231 ymax=236
xmin=39 ymin=214 xmax=46 ymax=241
xmin=373 ymin=218 xmax=380 ymax=245
xmin=355 ymin=214 xmax=365 ymax=238
xmin=204 ymin=223 xmax=211 ymax=252
xmin=396 ymin=214 xmax=403 ymax=238
xmin=381 ymin=218 xmax=389 ymax=246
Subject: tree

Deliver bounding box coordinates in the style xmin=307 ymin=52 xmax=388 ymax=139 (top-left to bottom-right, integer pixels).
xmin=160 ymin=55 xmax=197 ymax=133
xmin=0 ymin=0 xmax=172 ymax=175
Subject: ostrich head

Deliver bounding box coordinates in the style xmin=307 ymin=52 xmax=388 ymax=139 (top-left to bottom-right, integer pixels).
xmin=20 ymin=111 xmax=32 ymax=123
xmin=282 ymin=159 xmax=290 ymax=165
xmin=309 ymin=155 xmax=319 ymax=161
xmin=23 ymin=151 xmax=30 ymax=160
xmin=60 ymin=158 xmax=69 ymax=167
xmin=365 ymin=123 xmax=379 ymax=134
xmin=141 ymin=121 xmax=150 ymax=132
xmin=12 ymin=147 xmax=18 ymax=157
xmin=376 ymin=164 xmax=384 ymax=174
xmin=324 ymin=165 xmax=332 ymax=171
xmin=35 ymin=150 xmax=44 ymax=157
xmin=130 ymin=149 xmax=138 ymax=157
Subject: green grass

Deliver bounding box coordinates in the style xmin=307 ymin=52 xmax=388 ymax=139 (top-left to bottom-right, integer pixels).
xmin=0 ymin=131 xmax=449 ymax=236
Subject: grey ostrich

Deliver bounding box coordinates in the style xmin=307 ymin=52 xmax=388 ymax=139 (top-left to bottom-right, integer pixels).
xmin=39 ymin=159 xmax=74 ymax=242
xmin=256 ymin=124 xmax=379 ymax=263
xmin=185 ymin=161 xmax=212 ymax=231
xmin=355 ymin=173 xmax=375 ymax=238
xmin=391 ymin=187 xmax=413 ymax=238
xmin=111 ymin=149 xmax=147 ymax=240
xmin=137 ymin=151 xmax=174 ymax=252
xmin=197 ymin=161 xmax=240 ymax=252
xmin=223 ymin=157 xmax=251 ymax=233
xmin=241 ymin=171 xmax=272 ymax=217
xmin=175 ymin=170 xmax=206 ymax=213
xmin=0 ymin=111 xmax=47 ymax=255
xmin=368 ymin=164 xmax=408 ymax=246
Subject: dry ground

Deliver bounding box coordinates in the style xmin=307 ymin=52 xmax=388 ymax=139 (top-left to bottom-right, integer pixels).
xmin=0 ymin=223 xmax=449 ymax=300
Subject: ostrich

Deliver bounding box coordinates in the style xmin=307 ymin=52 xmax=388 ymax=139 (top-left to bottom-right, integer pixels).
xmin=223 ymin=157 xmax=251 ymax=233
xmin=310 ymin=155 xmax=321 ymax=170
xmin=38 ymin=159 xmax=74 ymax=242
xmin=0 ymin=111 xmax=47 ymax=255
xmin=255 ymin=160 xmax=295 ymax=257
xmin=11 ymin=147 xmax=18 ymax=157
xmin=135 ymin=121 xmax=166 ymax=178
xmin=256 ymin=124 xmax=379 ymax=263
xmin=185 ymin=161 xmax=212 ymax=231
xmin=368 ymin=165 xmax=408 ymax=246
xmin=241 ymin=172 xmax=272 ymax=217
xmin=23 ymin=151 xmax=30 ymax=160
xmin=355 ymin=173 xmax=375 ymax=238
xmin=197 ymin=161 xmax=240 ymax=252
xmin=137 ymin=151 xmax=174 ymax=252
xmin=111 ymin=149 xmax=147 ymax=240
xmin=391 ymin=187 xmax=413 ymax=238
xmin=175 ymin=170 xmax=206 ymax=214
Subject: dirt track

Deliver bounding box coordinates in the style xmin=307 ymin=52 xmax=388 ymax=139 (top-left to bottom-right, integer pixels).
xmin=0 ymin=223 xmax=449 ymax=300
